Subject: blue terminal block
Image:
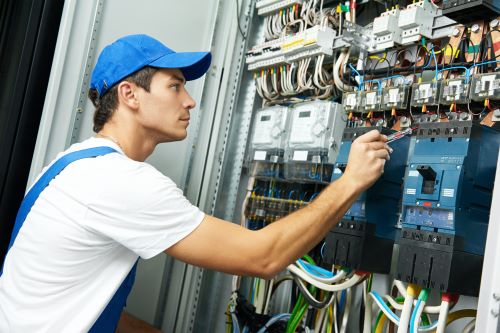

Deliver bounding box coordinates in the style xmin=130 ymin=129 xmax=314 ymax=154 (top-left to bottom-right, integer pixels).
xmin=324 ymin=126 xmax=411 ymax=273
xmin=396 ymin=120 xmax=500 ymax=296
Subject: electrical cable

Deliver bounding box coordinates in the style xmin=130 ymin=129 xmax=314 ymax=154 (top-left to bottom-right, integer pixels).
xmin=397 ymin=284 xmax=420 ymax=333
xmin=292 ymin=275 xmax=336 ymax=309
xmin=436 ymin=300 xmax=450 ymax=333
xmin=288 ymin=265 xmax=363 ymax=291
xmin=235 ymin=0 xmax=246 ymax=40
xmin=461 ymin=318 xmax=476 ymax=333
xmin=257 ymin=313 xmax=291 ymax=333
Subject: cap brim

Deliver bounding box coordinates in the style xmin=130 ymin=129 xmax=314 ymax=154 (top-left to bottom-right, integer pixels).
xmin=149 ymin=51 xmax=212 ymax=81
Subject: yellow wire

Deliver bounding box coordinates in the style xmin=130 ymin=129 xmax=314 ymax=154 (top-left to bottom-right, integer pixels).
xmin=446 ymin=309 xmax=477 ymax=325
xmin=369 ymin=52 xmax=387 ymax=63
xmin=375 ymin=314 xmax=387 ymax=333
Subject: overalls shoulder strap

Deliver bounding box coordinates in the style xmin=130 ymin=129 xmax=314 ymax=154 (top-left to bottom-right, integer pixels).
xmin=2 ymin=146 xmax=138 ymax=333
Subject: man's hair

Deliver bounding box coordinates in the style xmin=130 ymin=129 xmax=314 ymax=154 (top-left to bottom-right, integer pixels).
xmin=88 ymin=66 xmax=159 ymax=133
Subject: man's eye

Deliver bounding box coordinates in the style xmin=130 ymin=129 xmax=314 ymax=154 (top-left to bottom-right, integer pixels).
xmin=170 ymin=84 xmax=179 ymax=91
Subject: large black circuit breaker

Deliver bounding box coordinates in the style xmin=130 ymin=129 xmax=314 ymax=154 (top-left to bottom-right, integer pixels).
xmin=396 ymin=120 xmax=500 ymax=296
xmin=323 ymin=126 xmax=411 ymax=274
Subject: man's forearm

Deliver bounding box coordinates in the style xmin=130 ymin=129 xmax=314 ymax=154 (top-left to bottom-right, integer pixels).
xmin=254 ymin=175 xmax=361 ymax=276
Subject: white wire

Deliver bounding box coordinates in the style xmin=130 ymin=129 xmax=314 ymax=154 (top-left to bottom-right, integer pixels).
xmin=295 ymin=261 xmax=347 ymax=283
xmin=263 ymin=278 xmax=274 ymax=315
xmin=333 ymin=51 xmax=354 ymax=92
xmin=436 ymin=300 xmax=450 ymax=333
xmin=461 ymin=318 xmax=476 ymax=333
xmin=398 ymin=294 xmax=415 ymax=333
xmin=383 ymin=294 xmax=443 ymax=314
xmin=363 ymin=282 xmax=372 ymax=333
xmin=394 ymin=280 xmax=407 ymax=297
xmin=295 ymin=276 xmax=336 ymax=309
xmin=339 ymin=288 xmax=352 ymax=333
xmin=288 ymin=265 xmax=362 ymax=291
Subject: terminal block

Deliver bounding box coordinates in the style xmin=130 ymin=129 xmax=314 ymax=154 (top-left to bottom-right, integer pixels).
xmin=381 ymin=85 xmax=410 ymax=110
xmin=256 ymin=0 xmax=303 ymax=16
xmin=469 ymin=73 xmax=500 ymax=101
xmin=398 ymin=0 xmax=438 ymax=44
xmin=246 ymin=26 xmax=336 ymax=70
xmin=324 ymin=126 xmax=411 ymax=273
xmin=284 ymin=101 xmax=345 ymax=183
xmin=248 ymin=106 xmax=290 ymax=179
xmin=373 ymin=8 xmax=403 ymax=50
xmin=411 ymin=81 xmax=441 ymax=107
xmin=439 ymin=76 xmax=470 ymax=105
xmin=396 ymin=121 xmax=500 ymax=295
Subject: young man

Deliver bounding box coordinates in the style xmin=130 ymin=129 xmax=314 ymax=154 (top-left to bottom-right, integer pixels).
xmin=0 ymin=34 xmax=391 ymax=332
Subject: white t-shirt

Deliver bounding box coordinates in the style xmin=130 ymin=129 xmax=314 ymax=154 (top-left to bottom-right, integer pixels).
xmin=0 ymin=137 xmax=205 ymax=332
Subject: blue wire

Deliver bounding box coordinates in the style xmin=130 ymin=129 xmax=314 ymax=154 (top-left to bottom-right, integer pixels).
xmin=409 ymin=299 xmax=422 ymax=333
xmin=297 ymin=259 xmax=336 ymax=278
xmin=256 ymin=314 xmax=291 ymax=333
xmin=288 ymin=190 xmax=297 ymax=200
xmin=349 ymin=63 xmax=364 ymax=89
xmin=338 ymin=290 xmax=347 ymax=317
xmin=309 ymin=192 xmax=319 ymax=201
xmin=370 ymin=291 xmax=401 ymax=324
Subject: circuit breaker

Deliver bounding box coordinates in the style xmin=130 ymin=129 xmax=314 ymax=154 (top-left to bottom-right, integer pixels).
xmin=398 ymin=0 xmax=438 ymax=44
xmin=284 ymin=101 xmax=345 ymax=183
xmin=373 ymin=8 xmax=403 ymax=50
xmin=470 ymin=73 xmax=500 ymax=101
xmin=395 ymin=120 xmax=500 ymax=295
xmin=411 ymin=81 xmax=442 ymax=107
xmin=381 ymin=85 xmax=411 ymax=110
xmin=439 ymin=76 xmax=470 ymax=105
xmin=323 ymin=126 xmax=411 ymax=274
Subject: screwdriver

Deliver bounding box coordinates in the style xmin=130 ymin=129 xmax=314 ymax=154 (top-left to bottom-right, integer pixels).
xmin=386 ymin=126 xmax=418 ymax=144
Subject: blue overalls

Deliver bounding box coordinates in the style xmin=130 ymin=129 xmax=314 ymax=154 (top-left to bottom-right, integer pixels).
xmin=1 ymin=147 xmax=138 ymax=332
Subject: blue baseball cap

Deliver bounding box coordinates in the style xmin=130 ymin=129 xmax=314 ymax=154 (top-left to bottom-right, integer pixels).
xmin=90 ymin=34 xmax=212 ymax=97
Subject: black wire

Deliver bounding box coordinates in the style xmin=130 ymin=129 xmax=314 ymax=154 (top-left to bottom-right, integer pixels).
xmin=291 ymin=275 xmax=335 ymax=309
xmin=235 ymin=0 xmax=246 ymax=40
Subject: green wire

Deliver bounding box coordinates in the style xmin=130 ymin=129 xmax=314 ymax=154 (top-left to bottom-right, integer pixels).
xmin=302 ymin=254 xmax=316 ymax=265
xmin=367 ymin=274 xmax=373 ymax=292
xmin=373 ymin=310 xmax=384 ymax=333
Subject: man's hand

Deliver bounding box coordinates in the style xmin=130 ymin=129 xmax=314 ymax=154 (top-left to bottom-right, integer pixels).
xmin=342 ymin=130 xmax=391 ymax=192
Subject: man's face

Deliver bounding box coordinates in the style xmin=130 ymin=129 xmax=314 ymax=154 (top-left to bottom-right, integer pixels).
xmin=135 ymin=68 xmax=195 ymax=142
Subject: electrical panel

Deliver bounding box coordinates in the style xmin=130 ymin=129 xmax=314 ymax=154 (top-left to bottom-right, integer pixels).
xmin=284 ymin=101 xmax=345 ymax=183
xmin=324 ymin=126 xmax=411 ymax=273
xmin=396 ymin=121 xmax=500 ymax=295
xmin=231 ymin=0 xmax=500 ymax=331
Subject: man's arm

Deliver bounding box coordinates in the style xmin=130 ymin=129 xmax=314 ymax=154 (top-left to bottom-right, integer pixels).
xmin=166 ymin=130 xmax=390 ymax=279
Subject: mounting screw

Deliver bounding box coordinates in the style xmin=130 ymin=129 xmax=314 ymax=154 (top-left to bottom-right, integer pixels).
xmin=77 ymin=107 xmax=84 ymax=113
xmin=452 ymin=28 xmax=460 ymax=37
xmin=471 ymin=24 xmax=480 ymax=33
xmin=491 ymin=309 xmax=499 ymax=318
xmin=493 ymin=293 xmax=500 ymax=301
xmin=491 ymin=19 xmax=499 ymax=29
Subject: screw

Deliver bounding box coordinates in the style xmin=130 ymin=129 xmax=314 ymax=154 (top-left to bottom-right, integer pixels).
xmin=491 ymin=309 xmax=499 ymax=317
xmin=471 ymin=24 xmax=480 ymax=33
xmin=452 ymin=28 xmax=460 ymax=37
xmin=491 ymin=19 xmax=499 ymax=29
xmin=493 ymin=293 xmax=500 ymax=301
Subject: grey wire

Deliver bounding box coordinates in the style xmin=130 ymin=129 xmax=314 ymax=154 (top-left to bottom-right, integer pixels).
xmin=235 ymin=0 xmax=246 ymax=40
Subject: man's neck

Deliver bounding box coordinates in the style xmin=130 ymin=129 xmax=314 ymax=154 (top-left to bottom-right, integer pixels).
xmin=97 ymin=122 xmax=157 ymax=162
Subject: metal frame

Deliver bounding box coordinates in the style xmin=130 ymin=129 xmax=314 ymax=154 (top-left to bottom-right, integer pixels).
xmin=476 ymin=149 xmax=500 ymax=333
xmin=28 ymin=0 xmax=104 ymax=186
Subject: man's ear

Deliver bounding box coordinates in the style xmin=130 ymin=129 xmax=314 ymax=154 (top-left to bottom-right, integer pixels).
xmin=117 ymin=81 xmax=139 ymax=110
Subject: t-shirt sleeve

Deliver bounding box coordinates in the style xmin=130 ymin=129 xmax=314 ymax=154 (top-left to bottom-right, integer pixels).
xmin=84 ymin=162 xmax=205 ymax=259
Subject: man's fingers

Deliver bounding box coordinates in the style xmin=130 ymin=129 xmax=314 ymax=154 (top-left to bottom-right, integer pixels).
xmin=373 ymin=149 xmax=391 ymax=160
xmin=367 ymin=141 xmax=393 ymax=153
xmin=354 ymin=130 xmax=388 ymax=143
